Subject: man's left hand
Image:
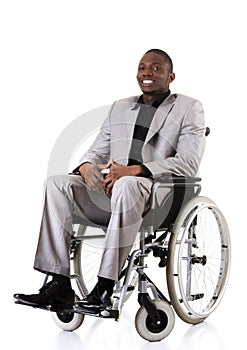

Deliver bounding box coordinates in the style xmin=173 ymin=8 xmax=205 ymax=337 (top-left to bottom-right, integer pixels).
xmin=103 ymin=160 xmax=143 ymax=195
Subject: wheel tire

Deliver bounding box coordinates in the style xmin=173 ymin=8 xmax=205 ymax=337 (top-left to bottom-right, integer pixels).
xmin=135 ymin=300 xmax=175 ymax=342
xmin=167 ymin=196 xmax=231 ymax=324
xmin=51 ymin=295 xmax=85 ymax=331
xmin=73 ymin=224 xmax=138 ymax=302
xmin=73 ymin=225 xmax=105 ymax=296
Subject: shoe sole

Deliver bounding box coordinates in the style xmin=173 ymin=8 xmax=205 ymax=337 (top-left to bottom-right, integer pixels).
xmin=14 ymin=294 xmax=75 ymax=311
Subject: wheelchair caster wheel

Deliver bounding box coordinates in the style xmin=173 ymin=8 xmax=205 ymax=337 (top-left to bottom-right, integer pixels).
xmin=51 ymin=295 xmax=84 ymax=331
xmin=135 ymin=300 xmax=175 ymax=342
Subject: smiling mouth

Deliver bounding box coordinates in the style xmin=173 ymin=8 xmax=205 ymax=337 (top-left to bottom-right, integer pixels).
xmin=141 ymin=79 xmax=155 ymax=88
xmin=142 ymin=79 xmax=154 ymax=84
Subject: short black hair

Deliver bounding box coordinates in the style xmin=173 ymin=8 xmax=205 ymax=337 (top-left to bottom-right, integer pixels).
xmin=145 ymin=49 xmax=173 ymax=72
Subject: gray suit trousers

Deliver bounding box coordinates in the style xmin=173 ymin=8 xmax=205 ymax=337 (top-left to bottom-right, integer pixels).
xmin=34 ymin=174 xmax=153 ymax=281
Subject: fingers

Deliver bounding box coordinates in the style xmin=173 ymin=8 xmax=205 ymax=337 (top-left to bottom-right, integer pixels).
xmin=89 ymin=176 xmax=104 ymax=192
xmin=102 ymin=159 xmax=120 ymax=169
xmin=84 ymin=164 xmax=104 ymax=192
xmin=109 ymin=159 xmax=120 ymax=168
xmin=104 ymin=159 xmax=113 ymax=169
xmin=83 ymin=161 xmax=122 ymax=194
xmin=103 ymin=176 xmax=114 ymax=194
xmin=103 ymin=166 xmax=121 ymax=194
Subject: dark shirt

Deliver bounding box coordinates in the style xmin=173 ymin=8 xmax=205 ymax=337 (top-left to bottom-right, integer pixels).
xmin=128 ymin=90 xmax=171 ymax=177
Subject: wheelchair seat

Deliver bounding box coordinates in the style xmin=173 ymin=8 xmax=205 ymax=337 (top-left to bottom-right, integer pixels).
xmin=141 ymin=175 xmax=202 ymax=231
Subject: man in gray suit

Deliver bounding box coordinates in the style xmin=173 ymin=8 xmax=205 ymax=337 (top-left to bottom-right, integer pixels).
xmin=14 ymin=49 xmax=205 ymax=311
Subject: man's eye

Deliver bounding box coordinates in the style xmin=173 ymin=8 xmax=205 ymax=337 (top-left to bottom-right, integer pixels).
xmin=153 ymin=66 xmax=160 ymax=71
xmin=138 ymin=66 xmax=145 ymax=70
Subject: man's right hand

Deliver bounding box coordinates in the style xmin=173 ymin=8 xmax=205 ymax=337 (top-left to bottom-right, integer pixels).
xmin=79 ymin=163 xmax=109 ymax=192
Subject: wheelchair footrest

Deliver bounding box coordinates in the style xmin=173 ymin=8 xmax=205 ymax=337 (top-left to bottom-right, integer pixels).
xmin=73 ymin=305 xmax=119 ymax=320
xmin=15 ymin=300 xmax=119 ymax=320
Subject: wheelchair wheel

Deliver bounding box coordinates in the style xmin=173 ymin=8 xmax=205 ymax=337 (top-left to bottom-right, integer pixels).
xmin=167 ymin=196 xmax=231 ymax=324
xmin=51 ymin=295 xmax=85 ymax=331
xmin=72 ymin=225 xmax=138 ymax=302
xmin=135 ymin=300 xmax=175 ymax=342
xmin=73 ymin=225 xmax=105 ymax=296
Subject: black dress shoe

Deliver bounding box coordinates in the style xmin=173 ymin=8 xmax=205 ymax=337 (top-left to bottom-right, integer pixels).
xmin=14 ymin=280 xmax=75 ymax=309
xmin=75 ymin=284 xmax=112 ymax=310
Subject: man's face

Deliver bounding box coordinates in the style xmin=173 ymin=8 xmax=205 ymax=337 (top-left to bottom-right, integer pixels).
xmin=136 ymin=52 xmax=175 ymax=95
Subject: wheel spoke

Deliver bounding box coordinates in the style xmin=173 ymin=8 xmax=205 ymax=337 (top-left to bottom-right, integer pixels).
xmin=167 ymin=197 xmax=230 ymax=323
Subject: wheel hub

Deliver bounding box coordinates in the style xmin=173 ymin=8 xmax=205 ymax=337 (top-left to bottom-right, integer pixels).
xmin=191 ymin=254 xmax=207 ymax=265
xmin=146 ymin=311 xmax=168 ymax=333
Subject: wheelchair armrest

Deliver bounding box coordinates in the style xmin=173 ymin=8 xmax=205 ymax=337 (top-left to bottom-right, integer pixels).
xmin=154 ymin=175 xmax=201 ymax=184
xmin=148 ymin=175 xmax=202 ymax=214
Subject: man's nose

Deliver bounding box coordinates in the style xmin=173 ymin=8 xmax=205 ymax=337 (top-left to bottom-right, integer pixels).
xmin=142 ymin=67 xmax=153 ymax=76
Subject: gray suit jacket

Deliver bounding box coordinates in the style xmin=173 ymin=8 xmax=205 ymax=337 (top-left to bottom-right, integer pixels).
xmin=78 ymin=93 xmax=206 ymax=179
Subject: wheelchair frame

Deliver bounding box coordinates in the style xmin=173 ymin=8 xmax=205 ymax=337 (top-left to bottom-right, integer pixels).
xmin=49 ymin=176 xmax=231 ymax=342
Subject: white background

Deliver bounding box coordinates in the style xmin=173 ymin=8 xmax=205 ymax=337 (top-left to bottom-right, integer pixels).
xmin=0 ymin=0 xmax=246 ymax=349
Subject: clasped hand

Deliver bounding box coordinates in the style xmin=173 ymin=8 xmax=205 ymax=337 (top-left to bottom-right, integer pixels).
xmin=79 ymin=160 xmax=142 ymax=195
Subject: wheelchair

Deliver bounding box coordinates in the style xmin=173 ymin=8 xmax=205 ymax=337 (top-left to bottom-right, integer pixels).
xmin=48 ymin=173 xmax=231 ymax=342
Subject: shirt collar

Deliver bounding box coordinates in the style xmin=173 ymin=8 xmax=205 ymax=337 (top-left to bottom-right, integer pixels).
xmin=133 ymin=90 xmax=171 ymax=110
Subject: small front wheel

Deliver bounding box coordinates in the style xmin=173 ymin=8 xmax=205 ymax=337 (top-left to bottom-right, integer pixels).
xmin=51 ymin=295 xmax=85 ymax=331
xmin=135 ymin=300 xmax=175 ymax=342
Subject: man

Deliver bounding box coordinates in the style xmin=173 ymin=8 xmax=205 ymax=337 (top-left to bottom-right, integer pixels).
xmin=14 ymin=49 xmax=205 ymax=311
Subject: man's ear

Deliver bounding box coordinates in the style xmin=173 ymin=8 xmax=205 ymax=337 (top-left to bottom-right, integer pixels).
xmin=169 ymin=73 xmax=175 ymax=83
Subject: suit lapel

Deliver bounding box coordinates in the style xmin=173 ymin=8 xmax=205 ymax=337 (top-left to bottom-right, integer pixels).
xmin=145 ymin=94 xmax=176 ymax=144
xmin=114 ymin=94 xmax=176 ymax=163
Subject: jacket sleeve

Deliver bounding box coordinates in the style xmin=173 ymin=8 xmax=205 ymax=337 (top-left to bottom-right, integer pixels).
xmin=143 ymin=100 xmax=206 ymax=178
xmin=72 ymin=104 xmax=114 ymax=172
